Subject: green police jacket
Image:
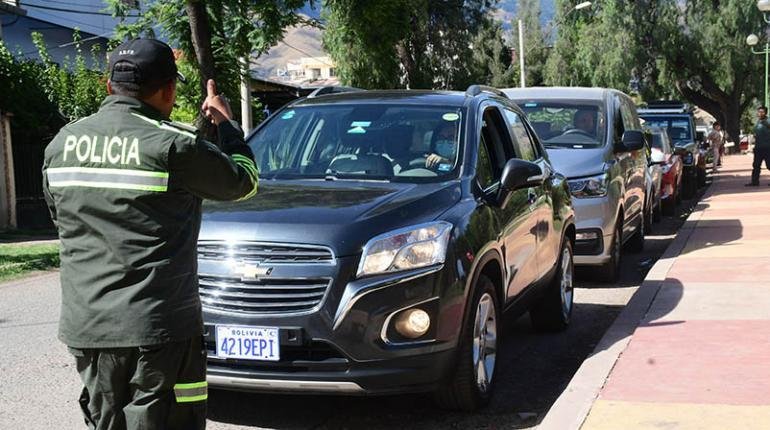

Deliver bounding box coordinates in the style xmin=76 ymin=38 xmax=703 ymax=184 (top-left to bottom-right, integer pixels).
xmin=755 ymin=119 xmax=770 ymax=149
xmin=43 ymin=95 xmax=259 ymax=348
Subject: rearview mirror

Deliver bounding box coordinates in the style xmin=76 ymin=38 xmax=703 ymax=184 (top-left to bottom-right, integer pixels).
xmin=619 ymin=130 xmax=645 ymax=152
xmin=501 ymin=159 xmax=543 ymax=191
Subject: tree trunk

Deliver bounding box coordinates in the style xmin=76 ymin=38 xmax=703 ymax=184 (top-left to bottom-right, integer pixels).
xmin=186 ymin=0 xmax=216 ymax=136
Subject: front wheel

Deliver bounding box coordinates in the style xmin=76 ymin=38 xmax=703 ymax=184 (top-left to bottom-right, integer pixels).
xmin=628 ymin=214 xmax=645 ymax=253
xmin=530 ymin=240 xmax=574 ymax=332
xmin=597 ymin=223 xmax=622 ymax=283
xmin=434 ymin=275 xmax=500 ymax=411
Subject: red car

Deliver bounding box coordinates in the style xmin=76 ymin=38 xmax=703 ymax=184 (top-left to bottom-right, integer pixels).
xmin=649 ymin=127 xmax=683 ymax=214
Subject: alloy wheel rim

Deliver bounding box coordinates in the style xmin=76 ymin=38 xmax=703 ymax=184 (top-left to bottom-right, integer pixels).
xmin=472 ymin=293 xmax=497 ymax=393
xmin=560 ymin=246 xmax=574 ymax=318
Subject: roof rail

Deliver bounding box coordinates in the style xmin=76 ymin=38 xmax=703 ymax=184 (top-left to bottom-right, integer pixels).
xmin=307 ymin=86 xmax=363 ymax=98
xmin=465 ymin=85 xmax=508 ymax=99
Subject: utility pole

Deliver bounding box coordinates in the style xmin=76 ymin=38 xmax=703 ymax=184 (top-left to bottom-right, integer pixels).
xmin=239 ymin=57 xmax=252 ymax=134
xmin=518 ymin=19 xmax=526 ymax=88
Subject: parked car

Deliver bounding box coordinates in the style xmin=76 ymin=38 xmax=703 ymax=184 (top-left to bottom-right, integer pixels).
xmin=647 ymin=126 xmax=683 ymax=215
xmin=638 ymin=101 xmax=704 ymax=199
xmin=504 ymin=87 xmax=647 ymax=282
xmin=643 ymin=128 xmax=663 ymax=230
xmin=198 ymin=85 xmax=576 ymax=411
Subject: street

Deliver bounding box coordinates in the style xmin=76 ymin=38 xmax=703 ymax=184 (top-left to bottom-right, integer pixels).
xmin=0 ymin=191 xmax=704 ymax=430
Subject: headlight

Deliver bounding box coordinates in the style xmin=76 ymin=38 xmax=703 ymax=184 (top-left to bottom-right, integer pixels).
xmin=568 ymin=173 xmax=608 ymax=198
xmin=357 ymin=221 xmax=453 ymax=277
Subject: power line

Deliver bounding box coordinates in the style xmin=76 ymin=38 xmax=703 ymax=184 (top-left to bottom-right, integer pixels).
xmin=27 ymin=8 xmax=104 ymax=30
xmin=19 ymin=1 xmax=141 ymax=17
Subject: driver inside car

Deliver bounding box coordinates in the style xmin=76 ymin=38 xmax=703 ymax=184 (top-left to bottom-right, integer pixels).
xmin=572 ymin=109 xmax=596 ymax=136
xmin=426 ymin=121 xmax=458 ymax=169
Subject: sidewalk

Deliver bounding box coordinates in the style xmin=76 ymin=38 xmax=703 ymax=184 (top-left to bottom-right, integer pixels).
xmin=542 ymin=154 xmax=770 ymax=429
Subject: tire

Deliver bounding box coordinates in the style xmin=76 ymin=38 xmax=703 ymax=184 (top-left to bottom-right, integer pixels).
xmin=434 ymin=275 xmax=500 ymax=411
xmin=682 ymin=170 xmax=696 ymax=199
xmin=653 ymin=196 xmax=663 ymax=222
xmin=597 ymin=223 xmax=622 ymax=283
xmin=643 ymin=198 xmax=653 ymax=235
xmin=628 ymin=213 xmax=645 ymax=253
xmin=530 ymin=240 xmax=574 ymax=332
xmin=662 ymin=196 xmax=676 ymax=216
xmin=697 ymin=166 xmax=707 ymax=187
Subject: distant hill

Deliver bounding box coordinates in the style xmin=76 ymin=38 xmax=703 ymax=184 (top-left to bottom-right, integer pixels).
xmin=497 ymin=0 xmax=557 ymax=29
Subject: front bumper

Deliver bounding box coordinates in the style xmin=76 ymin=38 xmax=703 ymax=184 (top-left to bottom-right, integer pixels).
xmin=570 ymin=196 xmax=615 ymax=266
xmin=201 ymin=255 xmax=463 ymax=395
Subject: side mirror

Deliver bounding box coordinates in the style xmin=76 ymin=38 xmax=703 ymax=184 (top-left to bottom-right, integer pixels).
xmin=619 ymin=130 xmax=645 ymax=152
xmin=501 ymin=158 xmax=544 ymax=191
xmin=649 ymin=149 xmax=666 ymax=165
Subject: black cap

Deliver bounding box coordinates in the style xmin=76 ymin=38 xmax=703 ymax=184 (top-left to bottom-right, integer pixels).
xmin=108 ymin=38 xmax=186 ymax=85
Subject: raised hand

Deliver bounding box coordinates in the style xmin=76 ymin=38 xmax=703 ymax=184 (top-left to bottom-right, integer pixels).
xmin=201 ymin=79 xmax=233 ymax=125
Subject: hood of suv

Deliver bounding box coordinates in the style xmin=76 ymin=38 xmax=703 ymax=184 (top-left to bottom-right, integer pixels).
xmin=199 ymin=180 xmax=461 ymax=257
xmin=545 ymin=147 xmax=609 ymax=179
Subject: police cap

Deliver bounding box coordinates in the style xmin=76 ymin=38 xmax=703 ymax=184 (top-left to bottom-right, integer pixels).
xmin=109 ymin=38 xmax=186 ymax=85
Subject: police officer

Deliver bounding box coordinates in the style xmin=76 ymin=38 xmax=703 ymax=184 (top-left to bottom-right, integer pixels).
xmin=42 ymin=38 xmax=258 ymax=430
xmin=747 ymin=105 xmax=770 ymax=186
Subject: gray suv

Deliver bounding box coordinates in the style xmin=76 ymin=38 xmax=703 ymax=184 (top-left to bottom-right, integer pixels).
xmin=504 ymin=87 xmax=647 ymax=281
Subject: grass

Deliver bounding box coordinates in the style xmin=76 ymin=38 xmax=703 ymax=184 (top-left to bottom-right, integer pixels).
xmin=0 ymin=243 xmax=60 ymax=283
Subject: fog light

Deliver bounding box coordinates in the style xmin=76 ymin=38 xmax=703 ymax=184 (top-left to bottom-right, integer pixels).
xmin=395 ymin=308 xmax=431 ymax=338
xmin=576 ymin=231 xmax=599 ymax=241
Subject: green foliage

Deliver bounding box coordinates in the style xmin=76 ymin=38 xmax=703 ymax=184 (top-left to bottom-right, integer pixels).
xmin=32 ymin=32 xmax=108 ymax=121
xmin=512 ymin=0 xmax=546 ymax=86
xmin=323 ymin=0 xmax=500 ymax=90
xmin=546 ymin=0 xmax=763 ymax=142
xmin=108 ymin=0 xmax=307 ymax=125
xmin=469 ymin=19 xmax=514 ymax=88
xmin=322 ymin=0 xmax=411 ymax=89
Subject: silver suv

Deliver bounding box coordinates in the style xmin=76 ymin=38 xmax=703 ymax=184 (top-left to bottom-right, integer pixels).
xmin=504 ymin=87 xmax=647 ymax=282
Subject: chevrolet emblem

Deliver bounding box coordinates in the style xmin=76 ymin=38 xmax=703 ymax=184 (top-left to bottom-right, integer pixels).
xmin=234 ymin=264 xmax=273 ymax=280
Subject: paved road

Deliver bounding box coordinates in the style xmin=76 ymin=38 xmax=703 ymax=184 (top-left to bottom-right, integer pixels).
xmin=0 ymin=193 xmax=701 ymax=430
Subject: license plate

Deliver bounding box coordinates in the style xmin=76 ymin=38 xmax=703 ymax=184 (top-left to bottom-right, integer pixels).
xmin=215 ymin=325 xmax=280 ymax=361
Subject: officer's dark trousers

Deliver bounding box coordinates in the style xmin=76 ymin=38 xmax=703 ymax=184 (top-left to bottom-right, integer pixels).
xmin=752 ymin=146 xmax=770 ymax=185
xmin=68 ymin=337 xmax=207 ymax=430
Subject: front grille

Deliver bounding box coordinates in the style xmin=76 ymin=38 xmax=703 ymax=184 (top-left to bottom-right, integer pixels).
xmin=199 ymin=274 xmax=331 ymax=314
xmin=197 ymin=241 xmax=334 ymax=264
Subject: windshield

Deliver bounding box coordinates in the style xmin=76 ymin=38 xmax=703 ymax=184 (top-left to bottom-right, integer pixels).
xmin=639 ymin=117 xmax=693 ymax=145
xmin=249 ymin=104 xmax=464 ymax=182
xmin=518 ymin=100 xmax=607 ymax=149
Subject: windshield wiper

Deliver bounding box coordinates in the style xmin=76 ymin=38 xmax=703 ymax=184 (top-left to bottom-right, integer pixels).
xmin=324 ymin=170 xmax=391 ymax=181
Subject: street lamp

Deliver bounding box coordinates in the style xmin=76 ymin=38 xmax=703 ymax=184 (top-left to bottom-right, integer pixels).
xmin=748 ymin=1 xmax=770 ymax=107
xmin=519 ymin=1 xmax=593 ymax=88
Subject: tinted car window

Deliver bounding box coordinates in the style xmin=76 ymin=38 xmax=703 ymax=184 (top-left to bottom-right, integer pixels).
xmin=518 ymin=100 xmax=606 ymax=149
xmin=250 ymin=104 xmax=464 ymax=181
xmin=476 ymin=135 xmax=495 ymax=190
xmin=639 ymin=117 xmax=693 ymax=145
xmin=503 ymin=108 xmax=538 ymax=161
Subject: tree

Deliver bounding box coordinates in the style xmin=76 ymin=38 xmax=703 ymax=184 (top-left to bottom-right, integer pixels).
xmin=512 ymin=0 xmax=546 ymax=87
xmin=108 ymin=0 xmax=309 ymax=127
xmin=469 ymin=19 xmax=515 ymax=88
xmin=546 ymin=0 xmax=763 ymax=140
xmin=323 ymin=0 xmax=498 ymax=90
xmin=655 ymin=0 xmax=763 ymax=141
